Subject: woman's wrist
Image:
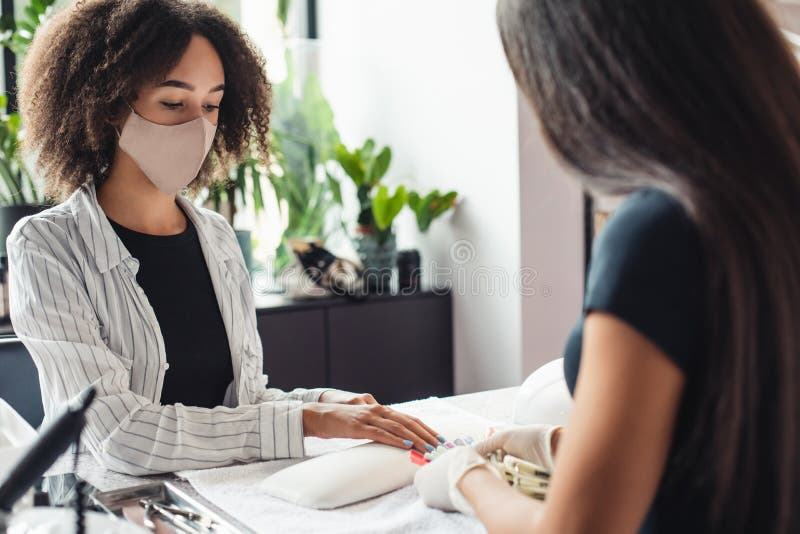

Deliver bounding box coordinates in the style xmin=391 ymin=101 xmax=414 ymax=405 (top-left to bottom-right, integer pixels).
xmin=302 ymin=402 xmax=324 ymax=438
xmin=455 ymin=463 xmax=503 ymax=515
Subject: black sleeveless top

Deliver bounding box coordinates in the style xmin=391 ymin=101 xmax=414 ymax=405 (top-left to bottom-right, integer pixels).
xmin=107 ymin=204 xmax=233 ymax=408
xmin=563 ymin=188 xmax=711 ymax=533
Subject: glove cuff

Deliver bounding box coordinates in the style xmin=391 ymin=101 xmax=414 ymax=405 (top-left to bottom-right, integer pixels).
xmin=542 ymin=425 xmax=564 ymax=471
xmin=447 ymin=451 xmax=492 ymax=515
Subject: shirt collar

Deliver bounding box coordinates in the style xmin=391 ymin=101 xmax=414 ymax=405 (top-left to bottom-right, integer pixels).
xmin=68 ymin=181 xmax=236 ymax=274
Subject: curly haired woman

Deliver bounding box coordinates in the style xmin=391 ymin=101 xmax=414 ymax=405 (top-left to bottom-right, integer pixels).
xmin=6 ymin=0 xmax=442 ymax=475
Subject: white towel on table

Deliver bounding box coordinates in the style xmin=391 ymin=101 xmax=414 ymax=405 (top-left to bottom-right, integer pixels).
xmin=177 ymin=397 xmax=494 ymax=533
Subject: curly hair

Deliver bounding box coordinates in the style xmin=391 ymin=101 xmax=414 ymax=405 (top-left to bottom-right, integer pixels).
xmin=18 ymin=0 xmax=271 ymax=202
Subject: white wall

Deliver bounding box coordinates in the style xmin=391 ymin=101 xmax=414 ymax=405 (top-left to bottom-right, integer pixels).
xmin=517 ymin=96 xmax=585 ymax=377
xmin=316 ymin=0 xmax=583 ymax=393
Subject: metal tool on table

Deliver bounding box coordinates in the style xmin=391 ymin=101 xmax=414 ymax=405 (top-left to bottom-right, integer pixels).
xmin=93 ymin=481 xmax=234 ymax=533
xmin=148 ymin=501 xmax=217 ymax=529
xmin=139 ymin=498 xmax=217 ymax=533
xmin=139 ymin=499 xmax=198 ymax=533
xmin=139 ymin=500 xmax=157 ymax=532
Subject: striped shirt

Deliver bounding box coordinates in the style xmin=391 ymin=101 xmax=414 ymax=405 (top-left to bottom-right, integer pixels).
xmin=6 ymin=181 xmax=331 ymax=475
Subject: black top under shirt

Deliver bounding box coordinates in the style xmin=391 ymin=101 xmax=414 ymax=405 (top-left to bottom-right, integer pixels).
xmin=107 ymin=204 xmax=234 ymax=409
xmin=563 ymin=188 xmax=711 ymax=534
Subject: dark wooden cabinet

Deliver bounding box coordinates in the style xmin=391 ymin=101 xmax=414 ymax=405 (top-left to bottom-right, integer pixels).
xmin=0 ymin=290 xmax=454 ymax=428
xmin=255 ymin=290 xmax=453 ymax=404
xmin=256 ymin=308 xmax=327 ymax=393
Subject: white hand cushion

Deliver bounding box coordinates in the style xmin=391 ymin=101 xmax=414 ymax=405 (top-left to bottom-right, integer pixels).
xmin=259 ymin=399 xmax=493 ymax=509
xmin=260 ymin=442 xmax=416 ymax=509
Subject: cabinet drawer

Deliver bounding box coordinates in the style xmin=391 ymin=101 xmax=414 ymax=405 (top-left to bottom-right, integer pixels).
xmin=327 ymin=295 xmax=453 ymax=403
xmin=256 ymin=309 xmax=326 ymax=391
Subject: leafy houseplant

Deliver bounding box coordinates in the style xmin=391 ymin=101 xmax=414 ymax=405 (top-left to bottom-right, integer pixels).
xmin=335 ymin=138 xmax=459 ymax=257
xmin=334 ymin=139 xmax=460 ymax=290
xmin=209 ymin=0 xmax=341 ymax=275
xmin=334 ymin=140 xmax=402 ymax=288
xmin=205 ymin=150 xmax=266 ymax=273
xmin=0 ymin=0 xmax=56 ymax=259
xmin=407 ymin=190 xmax=458 ymax=233
xmin=334 ymin=139 xmax=393 ymax=241
xmin=268 ymin=47 xmax=341 ymax=272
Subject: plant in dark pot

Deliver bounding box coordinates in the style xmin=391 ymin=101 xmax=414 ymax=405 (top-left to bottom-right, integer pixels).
xmin=204 ymin=151 xmax=265 ymax=275
xmin=0 ymin=0 xmax=58 ymax=261
xmin=334 ymin=139 xmax=404 ymax=291
xmin=397 ymin=190 xmax=459 ymax=291
xmin=0 ymin=93 xmax=52 ymax=253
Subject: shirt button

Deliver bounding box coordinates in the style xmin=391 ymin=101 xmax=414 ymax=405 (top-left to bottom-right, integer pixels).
xmin=161 ymin=362 xmax=170 ymax=371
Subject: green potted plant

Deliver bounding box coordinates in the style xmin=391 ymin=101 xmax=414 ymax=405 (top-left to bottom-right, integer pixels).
xmin=267 ymin=48 xmax=341 ymax=272
xmin=205 ymin=148 xmax=266 ymax=274
xmin=0 ymin=0 xmax=57 ymax=259
xmin=407 ymin=189 xmax=459 ymax=233
xmin=335 ymin=139 xmax=461 ymax=289
xmin=334 ymin=139 xmax=400 ymax=286
xmin=208 ymin=1 xmax=341 ymax=276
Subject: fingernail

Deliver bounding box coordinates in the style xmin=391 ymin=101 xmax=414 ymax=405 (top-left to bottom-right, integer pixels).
xmin=454 ymin=438 xmax=465 ymax=446
xmin=425 ymin=443 xmax=435 ymax=452
xmin=437 ymin=434 xmax=446 ymax=443
xmin=403 ymin=439 xmax=413 ymax=447
xmin=444 ymin=442 xmax=455 ymax=449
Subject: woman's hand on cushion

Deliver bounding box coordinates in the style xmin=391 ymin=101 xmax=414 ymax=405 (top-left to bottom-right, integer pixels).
xmin=318 ymin=389 xmax=378 ymax=405
xmin=302 ymin=402 xmax=443 ymax=454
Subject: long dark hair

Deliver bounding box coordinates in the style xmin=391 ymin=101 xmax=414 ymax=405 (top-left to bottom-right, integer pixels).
xmin=497 ymin=1 xmax=800 ymax=532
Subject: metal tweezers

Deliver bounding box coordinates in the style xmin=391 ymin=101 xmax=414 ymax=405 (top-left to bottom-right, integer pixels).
xmin=138 ymin=498 xmax=217 ymax=532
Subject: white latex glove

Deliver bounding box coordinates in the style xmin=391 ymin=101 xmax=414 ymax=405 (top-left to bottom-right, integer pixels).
xmin=413 ymin=446 xmax=493 ymax=515
xmin=474 ymin=424 xmax=562 ymax=472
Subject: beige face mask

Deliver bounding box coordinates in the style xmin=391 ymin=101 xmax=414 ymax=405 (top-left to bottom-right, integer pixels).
xmin=116 ymin=104 xmax=217 ymax=196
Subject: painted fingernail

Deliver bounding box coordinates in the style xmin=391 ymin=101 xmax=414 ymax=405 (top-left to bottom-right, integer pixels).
xmin=425 ymin=443 xmax=435 ymax=452
xmin=454 ymin=438 xmax=465 ymax=446
xmin=437 ymin=434 xmax=446 ymax=443
xmin=444 ymin=442 xmax=455 ymax=449
xmin=403 ymin=439 xmax=413 ymax=447
xmin=465 ymin=436 xmax=475 ymax=444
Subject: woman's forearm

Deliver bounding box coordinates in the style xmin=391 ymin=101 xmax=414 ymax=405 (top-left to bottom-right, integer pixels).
xmin=458 ymin=465 xmax=545 ymax=534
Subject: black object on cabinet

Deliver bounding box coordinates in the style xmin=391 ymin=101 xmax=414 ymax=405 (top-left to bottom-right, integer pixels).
xmin=255 ymin=290 xmax=453 ymax=404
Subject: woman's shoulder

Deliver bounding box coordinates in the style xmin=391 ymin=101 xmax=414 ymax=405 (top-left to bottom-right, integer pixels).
xmin=586 ymin=188 xmax=707 ymax=371
xmin=590 ymin=188 xmax=704 ymax=279
xmin=6 ymin=203 xmax=74 ymax=255
xmin=596 ymin=188 xmax=699 ymax=254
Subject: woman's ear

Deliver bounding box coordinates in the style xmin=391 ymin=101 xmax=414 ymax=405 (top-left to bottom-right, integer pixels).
xmin=108 ymin=102 xmax=132 ymax=136
xmin=109 ymin=117 xmax=123 ymax=138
